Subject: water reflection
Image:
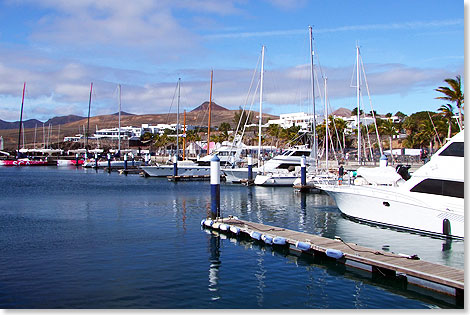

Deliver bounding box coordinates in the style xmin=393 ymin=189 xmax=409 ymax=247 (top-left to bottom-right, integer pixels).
xmin=335 ymin=215 xmax=464 ymax=269
xmin=208 ymin=235 xmax=221 ymax=301
xmin=255 ymin=251 xmax=266 ymax=307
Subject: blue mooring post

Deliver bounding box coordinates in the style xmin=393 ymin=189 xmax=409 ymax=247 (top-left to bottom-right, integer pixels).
xmin=94 ymin=153 xmax=98 ymax=170
xmin=75 ymin=153 xmax=79 ymax=167
xmin=173 ymin=154 xmax=178 ymax=176
xmin=124 ymin=153 xmax=128 ymax=170
xmin=247 ymin=154 xmax=253 ymax=180
xmin=301 ymin=155 xmax=306 ymax=186
xmin=107 ymin=153 xmax=111 ymax=172
xmin=210 ymin=154 xmax=220 ymax=219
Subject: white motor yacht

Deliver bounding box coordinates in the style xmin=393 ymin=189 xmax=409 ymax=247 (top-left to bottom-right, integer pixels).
xmin=253 ymin=146 xmax=312 ymax=186
xmin=318 ymin=131 xmax=464 ymax=239
xmin=141 ymin=159 xmax=210 ymax=177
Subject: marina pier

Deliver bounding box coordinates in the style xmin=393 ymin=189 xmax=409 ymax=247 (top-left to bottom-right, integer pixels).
xmin=202 ymin=216 xmax=464 ymax=305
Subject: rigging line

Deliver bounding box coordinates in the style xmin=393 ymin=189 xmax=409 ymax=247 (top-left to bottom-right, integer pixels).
xmin=240 ymin=79 xmax=260 ymax=149
xmin=355 ymin=58 xmax=373 ymax=161
xmin=166 ymin=81 xmax=179 ymax=125
xmin=223 ymin=64 xmax=260 ymax=167
xmin=231 ymin=53 xmax=262 ymax=149
xmin=326 ymin=119 xmax=339 ymax=162
xmin=427 ymin=111 xmax=443 ymax=146
xmin=360 ymin=53 xmax=383 ymax=155
xmin=314 ymin=40 xmax=326 ymax=81
xmin=327 ymin=101 xmax=344 ymax=154
xmin=361 ymin=104 xmax=374 ymax=161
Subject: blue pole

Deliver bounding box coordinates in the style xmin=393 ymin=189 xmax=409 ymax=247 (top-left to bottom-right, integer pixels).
xmin=210 ymin=154 xmax=220 ymax=219
xmin=173 ymin=154 xmax=178 ymax=176
xmin=94 ymin=153 xmax=98 ymax=170
xmin=124 ymin=153 xmax=128 ymax=170
xmin=107 ymin=153 xmax=111 ymax=172
xmin=301 ymin=155 xmax=306 ymax=186
xmin=247 ymin=154 xmax=253 ymax=180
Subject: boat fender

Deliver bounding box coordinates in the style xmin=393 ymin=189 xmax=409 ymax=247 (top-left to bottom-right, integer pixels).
xmin=212 ymin=222 xmax=221 ymax=230
xmin=219 ymin=224 xmax=230 ymax=231
xmin=204 ymin=219 xmax=214 ymax=227
xmin=296 ymin=241 xmax=311 ymax=251
xmin=201 ymin=219 xmax=206 ymax=226
xmin=273 ymin=237 xmax=287 ymax=245
xmin=230 ymin=226 xmax=240 ymax=235
xmin=261 ymin=235 xmax=273 ymax=245
xmin=326 ymin=248 xmax=343 ymax=259
xmin=443 ymin=219 xmax=451 ymax=236
xmin=250 ymin=231 xmax=262 ymax=240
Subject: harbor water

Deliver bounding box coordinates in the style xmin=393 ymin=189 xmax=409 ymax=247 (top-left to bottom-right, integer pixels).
xmin=0 ymin=167 xmax=464 ymax=309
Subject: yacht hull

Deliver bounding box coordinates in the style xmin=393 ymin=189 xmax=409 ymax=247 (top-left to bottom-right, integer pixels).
xmin=254 ymin=174 xmax=298 ymax=186
xmin=141 ymin=165 xmax=211 ymax=177
xmin=322 ymin=185 xmax=464 ymax=239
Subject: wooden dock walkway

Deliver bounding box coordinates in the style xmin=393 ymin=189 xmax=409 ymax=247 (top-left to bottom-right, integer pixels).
xmin=202 ymin=217 xmax=464 ymax=301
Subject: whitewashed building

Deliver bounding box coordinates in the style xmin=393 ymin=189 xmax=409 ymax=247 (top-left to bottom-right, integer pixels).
xmin=267 ymin=112 xmax=323 ymax=132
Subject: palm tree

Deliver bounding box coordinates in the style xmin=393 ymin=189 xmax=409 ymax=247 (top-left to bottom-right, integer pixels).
xmin=415 ymin=120 xmax=435 ymax=152
xmin=380 ymin=119 xmax=398 ymax=161
xmin=331 ymin=117 xmax=348 ymax=153
xmin=438 ymin=104 xmax=455 ymax=140
xmin=435 ymin=75 xmax=464 ymax=128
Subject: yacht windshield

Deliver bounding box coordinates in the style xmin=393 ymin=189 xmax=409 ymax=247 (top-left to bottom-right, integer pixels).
xmin=439 ymin=142 xmax=464 ymax=157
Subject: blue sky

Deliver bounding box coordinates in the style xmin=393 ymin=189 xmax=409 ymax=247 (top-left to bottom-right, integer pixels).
xmin=0 ymin=0 xmax=464 ymax=122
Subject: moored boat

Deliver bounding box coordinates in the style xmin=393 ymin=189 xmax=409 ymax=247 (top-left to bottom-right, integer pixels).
xmin=318 ymin=130 xmax=464 ymax=239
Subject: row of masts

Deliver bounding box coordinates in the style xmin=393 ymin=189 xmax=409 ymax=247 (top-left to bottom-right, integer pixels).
xmin=15 ymin=28 xmax=370 ymax=164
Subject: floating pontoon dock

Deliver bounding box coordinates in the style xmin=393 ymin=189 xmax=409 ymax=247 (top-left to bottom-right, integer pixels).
xmin=201 ymin=217 xmax=464 ymax=303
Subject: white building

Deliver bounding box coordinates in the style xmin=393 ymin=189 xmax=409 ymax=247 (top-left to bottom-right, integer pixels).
xmin=267 ymin=112 xmax=323 ymax=132
xmin=93 ymin=126 xmax=141 ymax=139
xmin=267 ymin=110 xmax=401 ymax=134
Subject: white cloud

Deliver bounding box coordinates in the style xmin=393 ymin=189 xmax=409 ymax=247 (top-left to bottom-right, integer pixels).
xmin=204 ymin=19 xmax=464 ymax=39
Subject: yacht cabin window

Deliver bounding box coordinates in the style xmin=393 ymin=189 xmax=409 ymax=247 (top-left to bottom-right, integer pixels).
xmin=438 ymin=142 xmax=464 ymax=157
xmin=410 ymin=179 xmax=464 ymax=198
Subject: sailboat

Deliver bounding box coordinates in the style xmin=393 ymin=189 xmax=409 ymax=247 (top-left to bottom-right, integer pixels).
xmin=82 ymin=84 xmax=143 ymax=168
xmin=141 ymin=78 xmax=210 ymax=177
xmin=254 ymin=28 xmax=318 ymax=186
xmin=1 ymin=83 xmax=50 ymax=166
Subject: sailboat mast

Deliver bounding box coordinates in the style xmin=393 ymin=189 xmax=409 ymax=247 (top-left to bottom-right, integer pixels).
xmin=86 ymin=82 xmax=93 ymax=157
xmin=118 ymin=84 xmax=121 ymax=154
xmin=17 ymin=82 xmax=26 ymax=157
xmin=258 ymin=45 xmax=265 ymax=160
xmin=176 ymin=78 xmax=181 ymax=158
xmin=34 ymin=124 xmax=37 ymax=149
xmin=309 ymin=26 xmax=317 ymax=168
xmin=356 ymin=44 xmax=361 ymax=163
xmin=324 ymin=77 xmax=329 ymax=171
xmin=183 ymin=110 xmax=186 ymax=160
xmin=207 ymin=70 xmax=213 ymax=155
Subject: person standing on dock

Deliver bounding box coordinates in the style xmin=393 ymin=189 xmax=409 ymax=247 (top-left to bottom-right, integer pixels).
xmin=338 ymin=164 xmax=344 ymax=185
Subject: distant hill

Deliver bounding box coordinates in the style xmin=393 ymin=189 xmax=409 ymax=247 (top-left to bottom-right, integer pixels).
xmin=0 ymin=115 xmax=85 ymax=130
xmin=0 ymin=118 xmax=43 ymax=130
xmin=332 ymin=108 xmax=352 ymax=117
xmin=45 ymin=115 xmax=85 ymax=126
xmin=111 ymin=111 xmax=134 ymax=116
xmin=191 ymin=101 xmax=228 ymax=112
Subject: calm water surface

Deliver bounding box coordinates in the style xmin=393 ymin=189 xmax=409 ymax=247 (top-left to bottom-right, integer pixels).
xmin=0 ymin=167 xmax=464 ymax=308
